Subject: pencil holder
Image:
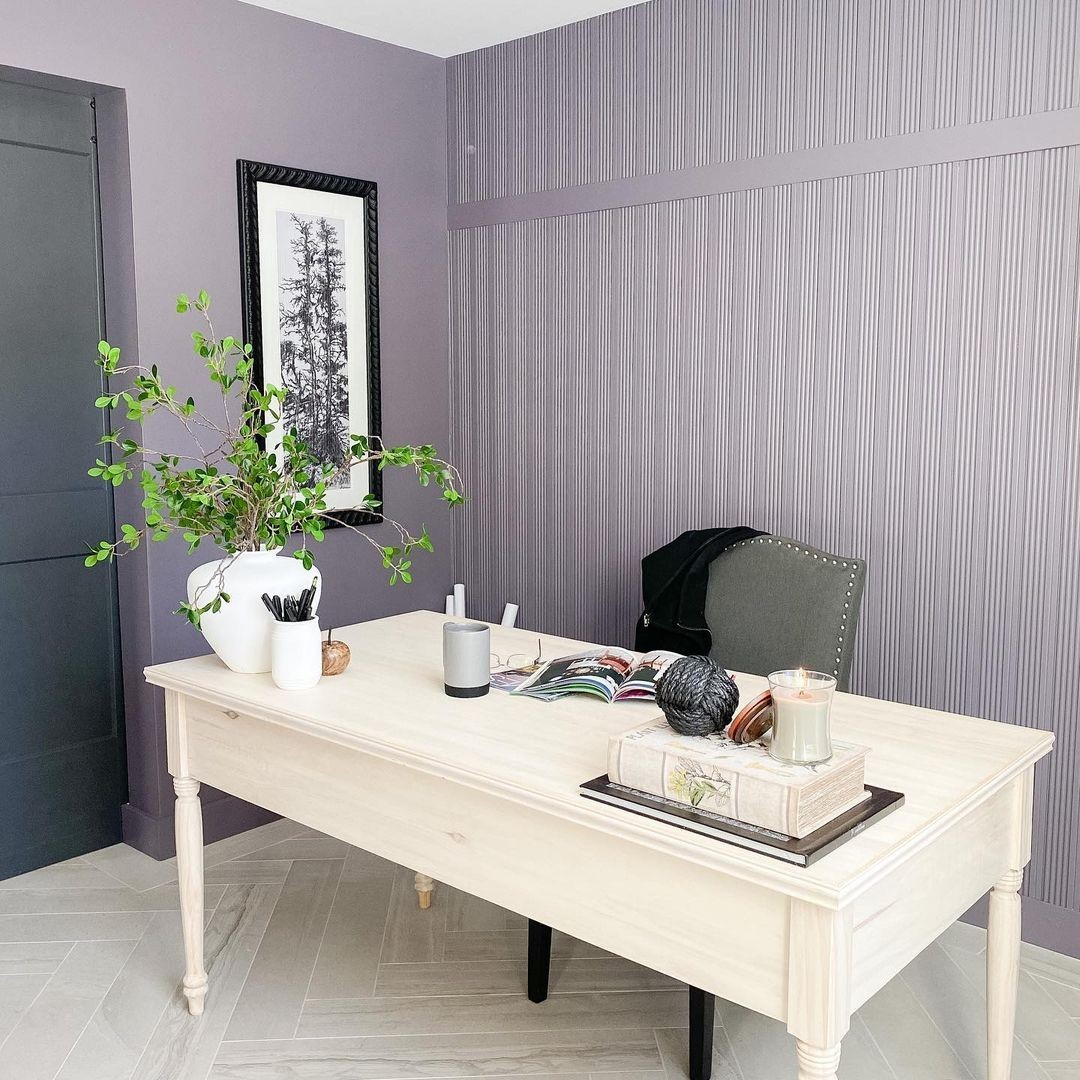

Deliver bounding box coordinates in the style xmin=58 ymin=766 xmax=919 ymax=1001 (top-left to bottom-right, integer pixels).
xmin=271 ymin=617 xmax=322 ymax=690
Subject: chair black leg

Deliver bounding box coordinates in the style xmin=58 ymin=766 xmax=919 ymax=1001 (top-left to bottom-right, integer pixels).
xmin=527 ymin=919 xmax=552 ymax=1003
xmin=527 ymin=920 xmax=552 ymax=1002
xmin=689 ymin=986 xmax=715 ymax=1080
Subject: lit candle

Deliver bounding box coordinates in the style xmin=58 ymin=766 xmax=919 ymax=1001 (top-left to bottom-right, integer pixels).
xmin=767 ymin=668 xmax=836 ymax=765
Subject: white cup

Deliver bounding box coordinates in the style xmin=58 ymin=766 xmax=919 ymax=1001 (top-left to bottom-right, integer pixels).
xmin=271 ymin=618 xmax=322 ymax=690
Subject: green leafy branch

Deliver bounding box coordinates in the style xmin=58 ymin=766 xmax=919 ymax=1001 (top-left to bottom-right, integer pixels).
xmin=88 ymin=290 xmax=464 ymax=625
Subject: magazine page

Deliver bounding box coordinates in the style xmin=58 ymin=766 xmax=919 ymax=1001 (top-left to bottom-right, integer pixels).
xmin=512 ymin=647 xmax=638 ymax=701
xmin=490 ymin=664 xmax=552 ymax=696
xmin=612 ymin=650 xmax=682 ymax=700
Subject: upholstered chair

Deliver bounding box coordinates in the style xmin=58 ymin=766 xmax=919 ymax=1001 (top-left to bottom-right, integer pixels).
xmin=705 ymin=534 xmax=866 ymax=691
xmin=527 ymin=533 xmax=868 ymax=1080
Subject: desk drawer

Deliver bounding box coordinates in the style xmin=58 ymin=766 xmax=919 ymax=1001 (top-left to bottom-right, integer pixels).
xmin=849 ymin=776 xmax=1020 ymax=1009
xmin=173 ymin=695 xmax=793 ymax=1019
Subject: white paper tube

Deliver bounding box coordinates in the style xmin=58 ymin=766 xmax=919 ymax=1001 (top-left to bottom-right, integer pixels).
xmin=500 ymin=603 xmax=519 ymax=628
xmin=444 ymin=594 xmax=455 ymax=615
xmin=453 ymin=583 xmax=466 ymax=617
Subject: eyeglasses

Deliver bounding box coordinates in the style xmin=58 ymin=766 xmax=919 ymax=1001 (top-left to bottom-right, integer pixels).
xmin=491 ymin=637 xmax=544 ymax=672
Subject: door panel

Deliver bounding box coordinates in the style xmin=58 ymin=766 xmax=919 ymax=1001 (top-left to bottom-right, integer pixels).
xmin=1 ymin=144 xmax=106 ymax=494
xmin=0 ymin=79 xmax=126 ymax=878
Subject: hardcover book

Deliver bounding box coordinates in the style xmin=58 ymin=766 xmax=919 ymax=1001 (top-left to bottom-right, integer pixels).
xmin=609 ymin=717 xmax=869 ymax=838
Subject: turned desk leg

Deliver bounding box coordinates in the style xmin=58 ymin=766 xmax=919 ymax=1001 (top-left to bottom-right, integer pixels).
xmin=414 ymin=872 xmax=435 ymax=909
xmin=787 ymin=899 xmax=849 ymax=1080
xmin=174 ymin=776 xmax=207 ymax=1016
xmin=795 ymin=1041 xmax=841 ymax=1079
xmin=987 ymin=869 xmax=1023 ymax=1080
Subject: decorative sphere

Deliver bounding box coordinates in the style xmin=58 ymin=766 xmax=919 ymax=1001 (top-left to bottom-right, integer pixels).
xmin=655 ymin=655 xmax=740 ymax=737
xmin=321 ymin=637 xmax=351 ymax=676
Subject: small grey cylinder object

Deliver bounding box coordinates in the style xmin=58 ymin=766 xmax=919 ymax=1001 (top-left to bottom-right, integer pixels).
xmin=443 ymin=621 xmax=490 ymax=698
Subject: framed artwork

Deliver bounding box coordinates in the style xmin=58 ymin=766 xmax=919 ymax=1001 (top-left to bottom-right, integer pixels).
xmin=237 ymin=159 xmax=382 ymax=527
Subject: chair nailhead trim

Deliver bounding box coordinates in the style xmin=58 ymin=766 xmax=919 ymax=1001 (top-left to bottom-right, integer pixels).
xmin=727 ymin=536 xmax=860 ymax=679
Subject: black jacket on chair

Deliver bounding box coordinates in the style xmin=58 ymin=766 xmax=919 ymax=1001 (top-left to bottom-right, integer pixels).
xmin=634 ymin=526 xmax=764 ymax=655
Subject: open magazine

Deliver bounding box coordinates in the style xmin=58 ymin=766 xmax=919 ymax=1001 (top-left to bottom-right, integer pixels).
xmin=509 ymin=647 xmax=681 ymax=702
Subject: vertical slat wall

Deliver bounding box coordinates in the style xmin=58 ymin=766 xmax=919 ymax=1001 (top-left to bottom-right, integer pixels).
xmin=448 ymin=0 xmax=1080 ymax=205
xmin=447 ymin=1 xmax=1080 ymax=919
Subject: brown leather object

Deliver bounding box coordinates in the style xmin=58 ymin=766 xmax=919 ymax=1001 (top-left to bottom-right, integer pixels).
xmin=726 ymin=689 xmax=774 ymax=744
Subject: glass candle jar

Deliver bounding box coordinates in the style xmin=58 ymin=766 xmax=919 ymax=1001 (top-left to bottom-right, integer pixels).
xmin=767 ymin=669 xmax=836 ymax=765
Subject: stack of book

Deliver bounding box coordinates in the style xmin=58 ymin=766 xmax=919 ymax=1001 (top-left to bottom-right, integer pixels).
xmin=582 ymin=717 xmax=903 ymax=866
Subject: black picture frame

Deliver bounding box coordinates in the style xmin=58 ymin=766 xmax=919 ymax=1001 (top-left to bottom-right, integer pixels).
xmin=236 ymin=158 xmax=383 ymax=528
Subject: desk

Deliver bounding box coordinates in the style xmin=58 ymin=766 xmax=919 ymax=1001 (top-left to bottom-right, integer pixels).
xmin=145 ymin=610 xmax=1052 ymax=1080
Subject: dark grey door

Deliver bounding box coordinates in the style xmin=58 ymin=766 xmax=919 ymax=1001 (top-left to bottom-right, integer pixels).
xmin=0 ymin=80 xmax=126 ymax=878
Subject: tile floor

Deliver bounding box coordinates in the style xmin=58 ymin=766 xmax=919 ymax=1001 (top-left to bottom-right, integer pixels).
xmin=0 ymin=818 xmax=1076 ymax=1079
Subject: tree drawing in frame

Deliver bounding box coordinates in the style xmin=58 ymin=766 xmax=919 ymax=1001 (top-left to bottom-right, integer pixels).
xmin=238 ymin=159 xmax=382 ymax=527
xmin=278 ymin=212 xmax=349 ymax=485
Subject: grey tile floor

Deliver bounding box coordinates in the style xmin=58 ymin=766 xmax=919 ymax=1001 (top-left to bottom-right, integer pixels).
xmin=0 ymin=817 xmax=1076 ymax=1079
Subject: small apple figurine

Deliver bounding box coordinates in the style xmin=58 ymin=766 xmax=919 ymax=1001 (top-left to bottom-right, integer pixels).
xmin=321 ymin=628 xmax=351 ymax=676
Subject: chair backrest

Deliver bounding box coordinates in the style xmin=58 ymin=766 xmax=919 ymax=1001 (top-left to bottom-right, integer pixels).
xmin=703 ymin=535 xmax=866 ymax=691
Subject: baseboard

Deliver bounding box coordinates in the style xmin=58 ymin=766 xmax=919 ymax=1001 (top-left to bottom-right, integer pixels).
xmin=962 ymin=893 xmax=1080 ymax=959
xmin=121 ymin=795 xmax=280 ymax=860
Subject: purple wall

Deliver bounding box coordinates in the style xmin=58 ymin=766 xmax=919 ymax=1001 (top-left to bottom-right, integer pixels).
xmin=1 ymin=0 xmax=452 ymax=855
xmin=446 ymin=0 xmax=1080 ymax=956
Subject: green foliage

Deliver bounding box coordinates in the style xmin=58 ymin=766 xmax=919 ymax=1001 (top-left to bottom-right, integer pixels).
xmin=87 ymin=292 xmax=464 ymax=626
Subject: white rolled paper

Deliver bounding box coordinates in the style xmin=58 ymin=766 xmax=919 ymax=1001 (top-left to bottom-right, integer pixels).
xmin=444 ymin=593 xmax=455 ymax=615
xmin=453 ymin=583 xmax=466 ymax=617
xmin=500 ymin=603 xmax=519 ymax=628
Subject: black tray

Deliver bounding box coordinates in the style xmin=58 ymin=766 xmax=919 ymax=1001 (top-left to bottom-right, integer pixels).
xmin=580 ymin=776 xmax=905 ymax=866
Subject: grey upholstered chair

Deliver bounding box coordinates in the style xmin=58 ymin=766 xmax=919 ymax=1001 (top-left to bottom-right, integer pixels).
xmin=704 ymin=534 xmax=866 ymax=691
xmin=527 ymin=533 xmax=869 ymax=1080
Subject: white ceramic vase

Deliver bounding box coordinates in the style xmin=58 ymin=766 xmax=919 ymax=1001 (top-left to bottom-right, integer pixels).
xmin=186 ymin=551 xmax=320 ymax=673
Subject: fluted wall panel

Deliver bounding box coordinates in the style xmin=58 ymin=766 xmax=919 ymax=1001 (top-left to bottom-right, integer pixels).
xmin=447 ymin=0 xmax=1080 ymax=204
xmin=449 ymin=148 xmax=1080 ymax=915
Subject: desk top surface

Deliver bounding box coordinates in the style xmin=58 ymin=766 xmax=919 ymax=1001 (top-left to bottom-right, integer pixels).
xmin=146 ymin=609 xmax=1053 ymax=903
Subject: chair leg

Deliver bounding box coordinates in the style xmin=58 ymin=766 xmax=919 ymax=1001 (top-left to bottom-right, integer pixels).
xmin=527 ymin=919 xmax=552 ymax=1003
xmin=689 ymin=986 xmax=715 ymax=1080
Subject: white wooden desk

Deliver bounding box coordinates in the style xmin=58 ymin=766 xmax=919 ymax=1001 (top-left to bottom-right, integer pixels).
xmin=145 ymin=610 xmax=1053 ymax=1080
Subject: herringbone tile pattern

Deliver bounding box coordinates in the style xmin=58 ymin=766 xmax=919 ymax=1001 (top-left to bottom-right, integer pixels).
xmin=0 ymin=819 xmax=1076 ymax=1079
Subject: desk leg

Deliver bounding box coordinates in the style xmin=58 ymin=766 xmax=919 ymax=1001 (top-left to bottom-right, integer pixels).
xmin=987 ymin=868 xmax=1023 ymax=1080
xmin=174 ymin=776 xmax=207 ymax=1016
xmin=414 ymin=872 xmax=435 ymax=909
xmin=795 ymin=1041 xmax=841 ymax=1079
xmin=787 ymin=900 xmax=849 ymax=1080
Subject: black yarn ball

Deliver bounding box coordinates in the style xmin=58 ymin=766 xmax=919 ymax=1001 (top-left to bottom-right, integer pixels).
xmin=655 ymin=656 xmax=740 ymax=737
